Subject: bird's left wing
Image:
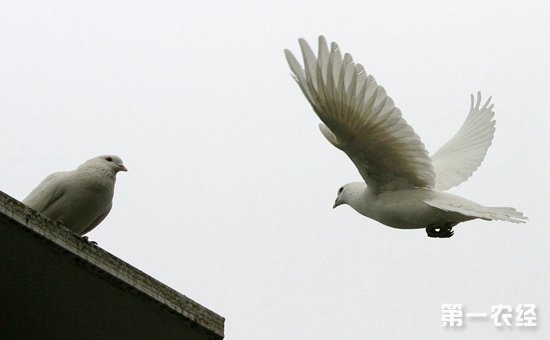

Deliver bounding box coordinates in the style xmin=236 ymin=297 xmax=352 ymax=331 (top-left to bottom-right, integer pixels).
xmin=285 ymin=36 xmax=435 ymax=192
xmin=431 ymin=93 xmax=496 ymax=191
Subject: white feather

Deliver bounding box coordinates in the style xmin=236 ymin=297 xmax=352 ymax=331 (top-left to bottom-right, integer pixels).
xmin=286 ymin=36 xmax=527 ymax=236
xmin=432 ymin=92 xmax=496 ymax=191
xmin=286 ymin=36 xmax=435 ymax=193
xmin=23 ymin=155 xmax=126 ymax=235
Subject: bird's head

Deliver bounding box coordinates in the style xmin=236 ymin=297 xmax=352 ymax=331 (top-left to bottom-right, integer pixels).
xmin=96 ymin=155 xmax=128 ymax=173
xmin=333 ymin=182 xmax=365 ymax=209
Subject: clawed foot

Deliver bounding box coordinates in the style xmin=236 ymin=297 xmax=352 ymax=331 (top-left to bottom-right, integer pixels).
xmin=426 ymin=224 xmax=455 ymax=238
xmin=81 ymin=236 xmax=98 ymax=246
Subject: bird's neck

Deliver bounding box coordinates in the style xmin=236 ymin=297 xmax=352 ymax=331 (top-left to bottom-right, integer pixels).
xmin=347 ymin=185 xmax=377 ymax=218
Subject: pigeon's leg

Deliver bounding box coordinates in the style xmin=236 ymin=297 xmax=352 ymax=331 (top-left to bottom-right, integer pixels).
xmin=436 ymin=226 xmax=454 ymax=238
xmin=426 ymin=223 xmax=456 ymax=238
xmin=426 ymin=226 xmax=440 ymax=238
xmin=81 ymin=235 xmax=98 ymax=247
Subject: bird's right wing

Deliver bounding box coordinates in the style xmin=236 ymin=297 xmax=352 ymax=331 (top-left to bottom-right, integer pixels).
xmin=285 ymin=36 xmax=435 ymax=192
xmin=431 ymin=93 xmax=495 ymax=191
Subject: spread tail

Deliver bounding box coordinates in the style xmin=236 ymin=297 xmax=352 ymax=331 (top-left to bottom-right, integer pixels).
xmin=424 ymin=198 xmax=528 ymax=224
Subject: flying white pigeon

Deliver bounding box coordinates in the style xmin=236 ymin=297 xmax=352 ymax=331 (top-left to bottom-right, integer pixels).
xmin=285 ymin=36 xmax=527 ymax=238
xmin=23 ymin=155 xmax=127 ymax=236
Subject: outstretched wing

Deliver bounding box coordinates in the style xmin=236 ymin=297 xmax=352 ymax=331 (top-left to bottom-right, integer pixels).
xmin=431 ymin=93 xmax=495 ymax=191
xmin=285 ymin=36 xmax=435 ymax=192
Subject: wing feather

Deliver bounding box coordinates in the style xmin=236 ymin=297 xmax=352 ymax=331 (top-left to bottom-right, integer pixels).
xmin=286 ymin=36 xmax=435 ymax=192
xmin=431 ymin=92 xmax=496 ymax=191
xmin=23 ymin=172 xmax=67 ymax=214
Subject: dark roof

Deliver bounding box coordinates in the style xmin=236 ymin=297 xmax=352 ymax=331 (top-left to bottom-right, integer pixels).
xmin=0 ymin=190 xmax=224 ymax=340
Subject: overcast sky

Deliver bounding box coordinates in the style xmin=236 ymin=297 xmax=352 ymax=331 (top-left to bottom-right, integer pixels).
xmin=1 ymin=1 xmax=549 ymax=339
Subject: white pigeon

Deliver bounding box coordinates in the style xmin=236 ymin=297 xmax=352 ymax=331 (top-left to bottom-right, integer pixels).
xmin=285 ymin=36 xmax=527 ymax=238
xmin=23 ymin=155 xmax=127 ymax=236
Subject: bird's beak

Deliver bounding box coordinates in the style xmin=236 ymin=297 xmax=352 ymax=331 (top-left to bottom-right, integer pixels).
xmin=117 ymin=164 xmax=128 ymax=172
xmin=333 ymin=199 xmax=342 ymax=209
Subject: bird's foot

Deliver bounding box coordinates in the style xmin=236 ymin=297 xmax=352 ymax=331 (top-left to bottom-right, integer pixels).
xmin=426 ymin=224 xmax=454 ymax=238
xmin=81 ymin=235 xmax=98 ymax=247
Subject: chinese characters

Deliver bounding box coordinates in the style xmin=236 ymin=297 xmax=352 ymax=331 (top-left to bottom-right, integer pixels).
xmin=441 ymin=304 xmax=536 ymax=328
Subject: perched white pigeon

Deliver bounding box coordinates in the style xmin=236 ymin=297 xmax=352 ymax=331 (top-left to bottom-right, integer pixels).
xmin=23 ymin=155 xmax=127 ymax=236
xmin=285 ymin=36 xmax=527 ymax=238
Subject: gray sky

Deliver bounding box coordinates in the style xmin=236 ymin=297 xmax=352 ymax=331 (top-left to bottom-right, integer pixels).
xmin=1 ymin=1 xmax=549 ymax=339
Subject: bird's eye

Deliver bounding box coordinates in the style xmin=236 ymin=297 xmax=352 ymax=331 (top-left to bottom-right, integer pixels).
xmin=106 ymin=157 xmax=113 ymax=162
xmin=338 ymin=187 xmax=343 ymax=194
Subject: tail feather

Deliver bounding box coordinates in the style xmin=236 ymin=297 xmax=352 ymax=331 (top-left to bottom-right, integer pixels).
xmin=424 ymin=198 xmax=528 ymax=224
xmin=487 ymin=207 xmax=528 ymax=223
